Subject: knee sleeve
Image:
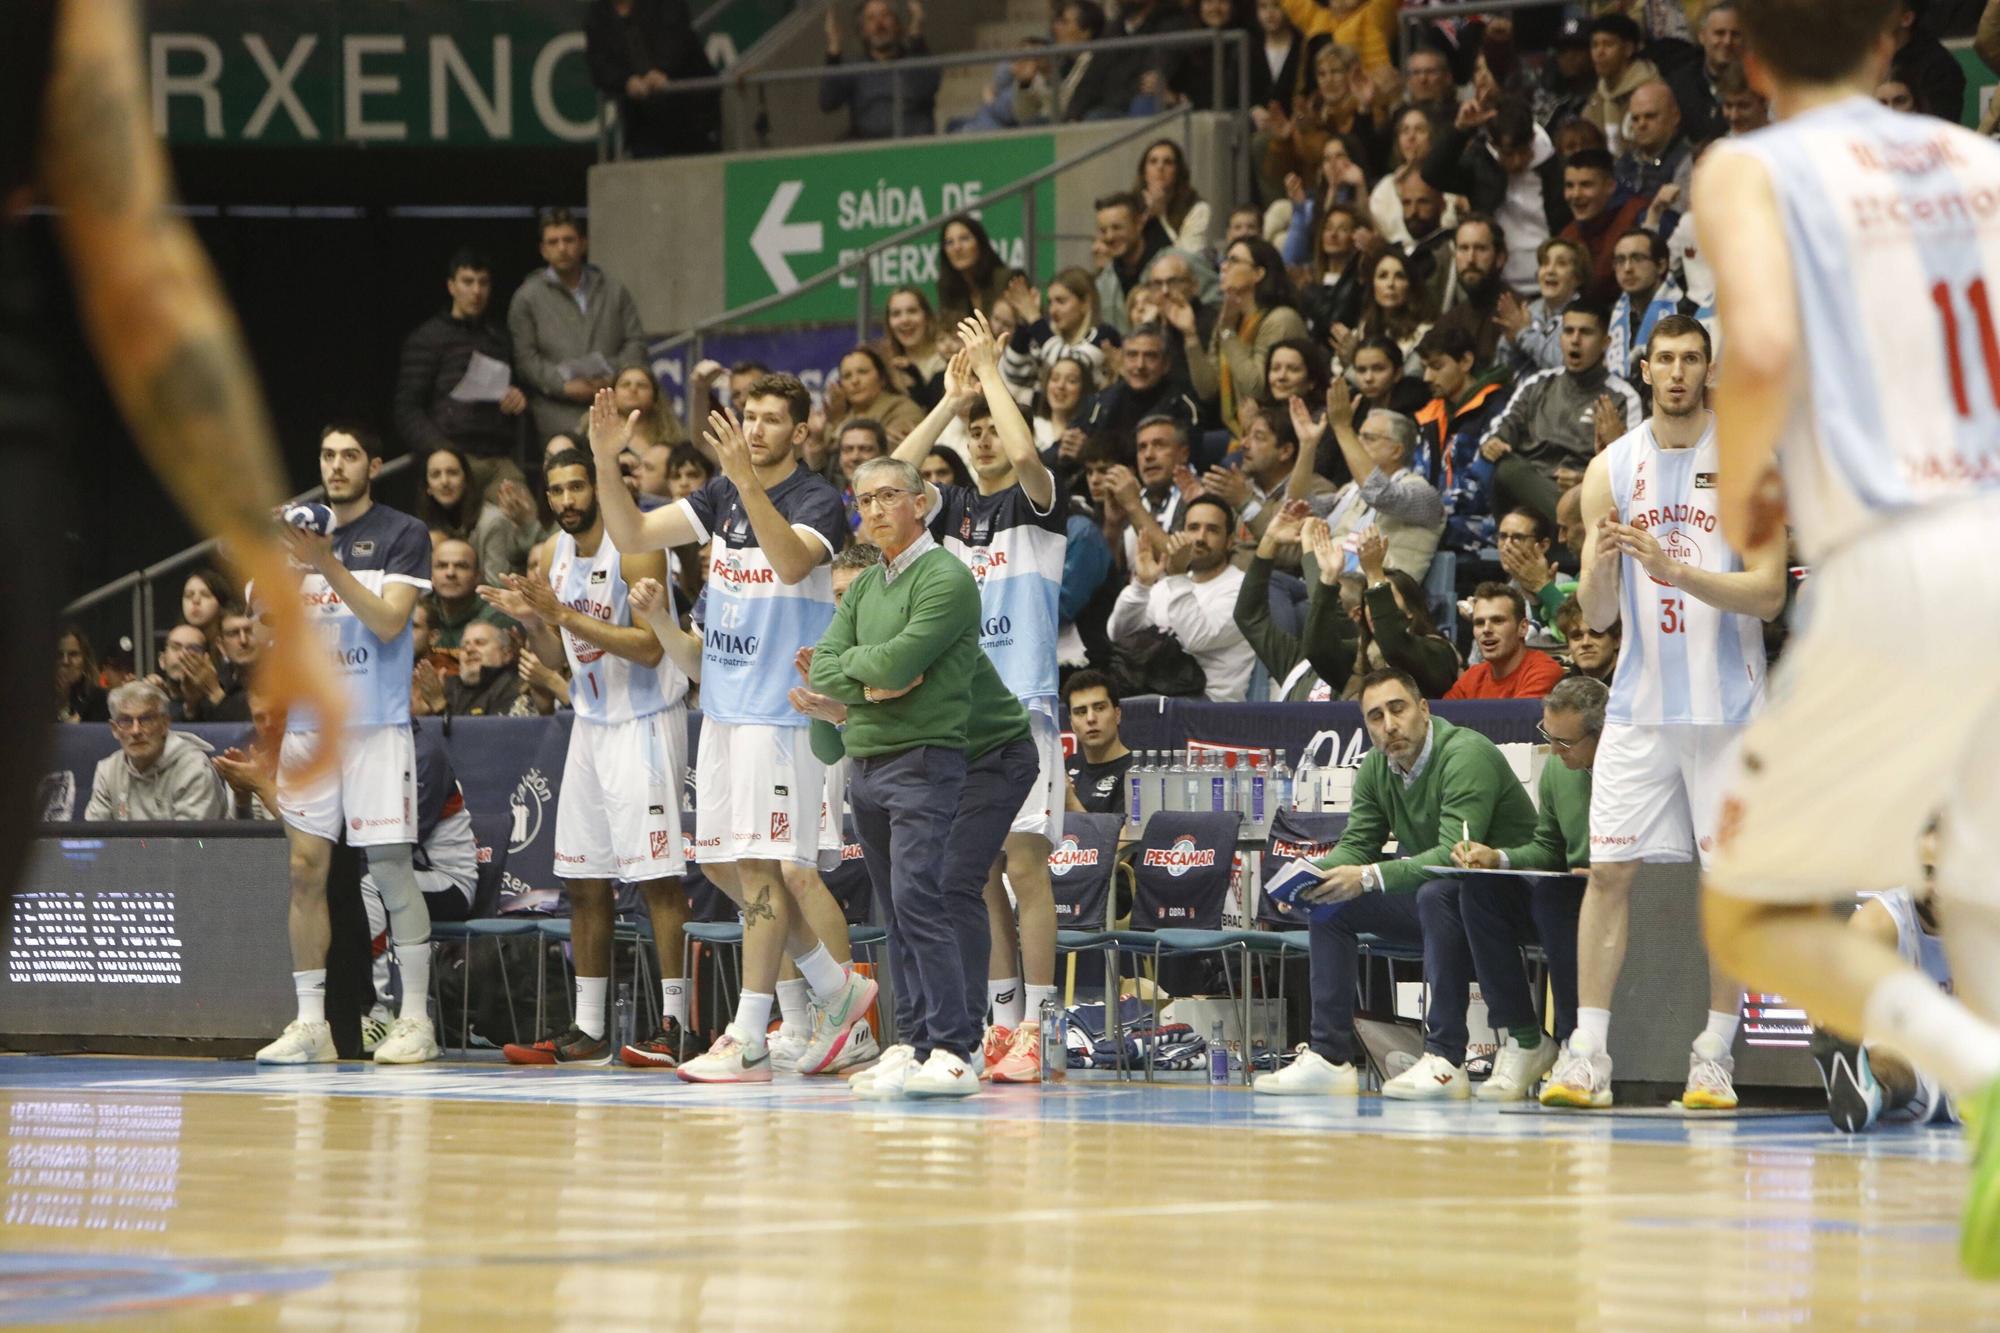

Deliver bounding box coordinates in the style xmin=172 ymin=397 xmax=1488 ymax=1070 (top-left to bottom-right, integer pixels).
xmin=364 ymin=844 xmax=432 ymax=946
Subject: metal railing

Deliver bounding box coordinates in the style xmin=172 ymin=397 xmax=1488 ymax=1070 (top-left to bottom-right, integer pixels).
xmin=63 ymin=455 xmax=415 ymax=677
xmin=1394 ymin=0 xmax=1575 ymax=61
xmin=650 ymin=106 xmax=1213 ymax=422
xmin=598 ymin=26 xmax=1254 ymax=159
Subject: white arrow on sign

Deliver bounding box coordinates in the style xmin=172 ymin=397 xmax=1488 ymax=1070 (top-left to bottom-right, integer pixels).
xmin=750 ymin=180 xmax=823 ymax=294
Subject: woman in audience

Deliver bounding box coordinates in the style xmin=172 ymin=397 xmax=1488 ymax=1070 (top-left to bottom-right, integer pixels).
xmin=1496 ymin=236 xmax=1585 ymax=376
xmin=56 ymin=624 xmax=110 ymax=723
xmin=935 ymin=214 xmax=1017 ymax=326
xmin=180 ymin=568 xmax=237 ymax=654
xmin=1032 ymin=352 xmax=1093 ymax=463
xmin=1318 ymin=526 xmax=1459 ymax=699
xmin=1280 ymin=133 xmax=1369 ymax=266
xmin=1234 ymin=498 xmax=1358 ymax=701
xmin=1133 ymin=139 xmax=1211 ymax=255
xmin=1185 ymin=236 xmax=1306 ymax=436
xmin=879 ymin=285 xmax=947 ymax=408
xmin=1334 ymin=247 xmax=1435 ymax=373
xmin=1369 ymin=106 xmax=1458 ymax=249
xmin=1264 ymin=336 xmax=1330 ymax=417
xmin=576 ymin=364 xmax=683 ymax=446
xmin=824 ymin=345 xmax=924 ymax=442
xmin=1296 ymin=200 xmax=1368 ymax=342
xmin=1262 ymin=43 xmax=1378 ymax=207
xmin=1001 ymin=268 xmax=1119 ymax=406
xmin=918 ymin=446 xmax=974 ymax=491
xmin=420 ymin=445 xmax=544 ymax=580
xmin=1319 ymin=336 xmax=1428 ymax=484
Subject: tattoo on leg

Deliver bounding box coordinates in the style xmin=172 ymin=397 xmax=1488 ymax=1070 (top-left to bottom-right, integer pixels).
xmin=744 ymin=887 xmax=775 ymax=926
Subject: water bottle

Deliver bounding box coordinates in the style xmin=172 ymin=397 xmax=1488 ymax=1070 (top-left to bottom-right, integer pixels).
xmin=1208 ymin=1020 xmax=1230 ymax=1086
xmin=1039 ymin=997 xmax=1065 ymax=1083
xmin=1182 ymin=750 xmax=1205 ymax=812
xmin=1210 ymin=751 xmax=1231 ymax=814
xmin=1272 ymin=749 xmax=1293 ymax=813
xmin=1126 ymin=751 xmax=1147 ymax=831
xmin=1248 ymin=754 xmax=1268 ymax=837
xmin=1164 ymin=749 xmax=1188 ymax=811
xmin=1292 ymin=745 xmax=1317 ymax=812
xmin=1144 ymin=750 xmax=1167 ymax=822
xmin=1223 ymin=751 xmax=1242 ymax=825
xmin=615 ymin=981 xmax=634 ymax=1049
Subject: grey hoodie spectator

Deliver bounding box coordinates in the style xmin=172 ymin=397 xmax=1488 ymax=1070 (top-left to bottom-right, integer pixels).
xmin=86 ymin=681 xmax=228 ymax=822
xmin=507 ymin=209 xmax=647 ymax=444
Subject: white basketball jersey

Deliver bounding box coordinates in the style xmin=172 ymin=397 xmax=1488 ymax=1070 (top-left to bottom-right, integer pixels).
xmin=549 ymin=529 xmax=684 ymax=723
xmin=1604 ymin=417 xmax=1766 ymax=726
xmin=1720 ymin=98 xmax=2000 ymax=562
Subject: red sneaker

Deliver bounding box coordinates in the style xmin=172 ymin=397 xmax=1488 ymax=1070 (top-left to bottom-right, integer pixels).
xmin=502 ymin=1026 xmax=611 ymax=1066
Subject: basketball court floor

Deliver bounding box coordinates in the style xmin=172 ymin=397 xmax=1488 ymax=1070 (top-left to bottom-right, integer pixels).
xmin=0 ymin=1053 xmax=1994 ymax=1328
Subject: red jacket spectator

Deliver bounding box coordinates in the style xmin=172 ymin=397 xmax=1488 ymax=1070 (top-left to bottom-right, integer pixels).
xmin=1445 ymin=649 xmax=1565 ymax=700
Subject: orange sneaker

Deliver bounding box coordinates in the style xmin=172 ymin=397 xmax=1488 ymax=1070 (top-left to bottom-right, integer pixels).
xmin=979 ymin=1024 xmax=1012 ymax=1081
xmin=990 ymin=1021 xmax=1044 ymax=1083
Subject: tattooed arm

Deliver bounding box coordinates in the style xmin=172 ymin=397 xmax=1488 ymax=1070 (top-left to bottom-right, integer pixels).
xmin=41 ymin=0 xmax=344 ymax=742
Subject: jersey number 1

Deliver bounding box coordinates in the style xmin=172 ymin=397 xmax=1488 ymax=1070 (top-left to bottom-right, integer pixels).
xmin=1932 ymin=279 xmax=2000 ymax=418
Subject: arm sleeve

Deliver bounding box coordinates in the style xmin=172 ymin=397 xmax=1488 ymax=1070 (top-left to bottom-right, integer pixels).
xmin=1233 ymin=555 xmax=1300 ymax=680
xmin=1106 ymin=579 xmax=1153 ymax=642
xmin=584 ymin=9 xmax=630 ymax=94
xmin=807 ymin=592 xmax=868 ymax=705
xmin=819 ymin=56 xmax=854 ymax=113
xmin=392 ymin=327 xmax=452 ymax=455
xmin=1357 ymin=470 xmax=1445 ymax=526
xmin=1060 ymin=518 xmax=1112 ymax=621
xmin=1497 ymin=765 xmax=1567 ymax=872
xmin=508 ymin=292 xmax=563 ymax=397
xmin=1280 ymin=196 xmax=1315 ymax=267
xmin=1376 ymin=747 xmax=1503 ymax=894
xmin=904 ymin=38 xmax=943 ymax=100
xmin=1481 ymin=374 xmax=1537 ymax=446
xmin=1419 ymin=126 xmax=1475 ymax=198
xmin=1302 ymin=577 xmax=1358 ymax=693
xmin=836 ymin=565 xmax=977 ymax=690
xmin=1183 ymin=329 xmax=1222 ymax=402
xmin=1155 ymin=575 xmax=1245 ymax=653
xmin=809 ymin=718 xmax=848 ymax=766
xmin=85 ymin=770 xmax=112 ymax=821
xmin=1314 ymin=767 xmax=1388 ymax=867
xmin=174 ymin=758 xmax=229 ymax=821
xmin=386 ymin=517 xmax=435 ymax=588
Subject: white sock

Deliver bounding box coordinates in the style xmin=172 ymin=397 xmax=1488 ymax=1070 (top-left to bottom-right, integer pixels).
xmin=1024 ymin=983 xmax=1060 ymax=1024
xmin=575 ymin=975 xmax=608 ymax=1039
xmin=1863 ymin=970 xmax=2000 ymax=1101
xmin=394 ymin=943 xmax=431 ymax=1022
xmin=661 ymin=977 xmax=688 ymax=1027
xmin=989 ymin=977 xmax=1025 ymax=1028
xmin=1702 ymin=1008 xmax=1740 ymax=1050
xmin=295 ymin=970 xmax=327 ymax=1025
xmin=775 ymin=978 xmax=810 ymax=1035
xmin=793 ymin=943 xmax=847 ymax=1004
xmin=728 ymin=991 xmax=774 ymax=1047
xmin=1572 ymin=1007 xmax=1611 ymax=1055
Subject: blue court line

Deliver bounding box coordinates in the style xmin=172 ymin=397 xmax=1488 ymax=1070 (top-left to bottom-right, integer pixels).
xmin=0 ymin=1055 xmax=1968 ymax=1158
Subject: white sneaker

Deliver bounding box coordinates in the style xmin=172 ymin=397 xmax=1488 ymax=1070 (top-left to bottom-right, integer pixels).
xmin=257 ymin=1020 xmax=336 ymax=1065
xmin=372 ymin=1016 xmax=439 ymax=1065
xmin=768 ymin=1028 xmax=809 ymax=1074
xmin=817 ymin=1019 xmax=880 ymax=1076
xmin=360 ymin=1009 xmax=392 ymax=1055
xmin=1683 ymin=1031 xmax=1738 ymax=1110
xmin=852 ymin=1044 xmax=917 ymax=1099
xmin=1383 ymin=1051 xmax=1470 ymax=1101
xmin=1540 ymin=1041 xmax=1614 ymax=1109
xmin=903 ymin=1048 xmax=980 ymax=1099
xmin=1477 ymin=1035 xmax=1561 ymax=1102
xmin=1252 ymin=1045 xmax=1360 ymax=1096
xmin=676 ymin=1031 xmax=773 ymax=1084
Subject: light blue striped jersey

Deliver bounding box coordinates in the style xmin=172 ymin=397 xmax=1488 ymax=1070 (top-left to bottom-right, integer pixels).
xmin=1604 ymin=416 xmax=1765 ymax=726
xmin=288 ymin=502 xmax=431 ymax=732
xmin=1720 ymin=97 xmax=2000 ymax=561
xmin=550 ymin=527 xmax=683 ymax=724
xmin=676 ymin=466 xmax=847 ymax=727
xmin=926 ymin=480 xmax=1068 ymax=705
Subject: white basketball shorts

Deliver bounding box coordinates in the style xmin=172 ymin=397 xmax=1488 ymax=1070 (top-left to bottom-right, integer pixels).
xmin=1587 ymin=722 xmax=1742 ymax=867
xmin=1708 ymin=496 xmax=2000 ymax=906
xmin=277 ymin=723 xmax=417 ymax=849
xmin=694 ymin=721 xmax=824 ymax=868
xmin=1008 ymin=705 xmax=1067 ymax=844
xmin=554 ymin=706 xmax=687 ymax=881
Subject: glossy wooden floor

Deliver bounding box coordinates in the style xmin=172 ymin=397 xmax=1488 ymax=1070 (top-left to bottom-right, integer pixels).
xmin=1 ymin=1056 xmax=1996 ymax=1329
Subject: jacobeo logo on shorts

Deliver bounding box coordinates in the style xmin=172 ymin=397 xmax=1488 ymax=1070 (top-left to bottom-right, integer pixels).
xmin=1046 ymin=834 xmax=1099 ymax=877
xmin=1143 ymin=835 xmax=1215 ymax=878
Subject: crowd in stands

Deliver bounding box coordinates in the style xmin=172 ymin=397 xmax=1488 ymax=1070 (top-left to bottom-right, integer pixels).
xmin=57 ymin=0 xmax=1982 ymax=821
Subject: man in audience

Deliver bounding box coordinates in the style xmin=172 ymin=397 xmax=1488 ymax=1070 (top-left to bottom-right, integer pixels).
xmin=1478 ymin=300 xmax=1640 ymax=527
xmin=217 ymin=603 xmax=261 ymax=690
xmin=1607 ymin=229 xmax=1686 ymax=382
xmin=429 ymin=539 xmax=516 ymax=652
xmin=1145 ymin=249 xmax=1219 ymax=382
xmin=1253 ymin=668 xmax=1538 ymax=1098
xmin=1295 ymin=402 xmax=1446 ymax=579
xmin=86 ymin=680 xmax=229 ymax=821
xmin=1447 ymin=583 xmax=1565 ymax=699
xmin=1424 ymin=99 xmax=1569 ymax=293
xmin=1889 ymin=0 xmax=1964 ymax=121
xmin=508 ymin=208 xmax=647 ymax=444
xmin=1419 ymin=324 xmax=1515 ymax=558
xmin=837 ymin=420 xmax=889 ymax=525
xmin=1048 ymin=1 xmax=1128 ymax=124
xmin=1497 ymin=506 xmax=1572 ymax=637
xmin=443 ymin=622 xmax=526 ymax=717
xmin=1668 ymin=1 xmax=1744 ymax=142
xmin=1083 ymin=329 xmax=1199 ymax=443
xmin=1400 ymin=47 xmax=1459 ymax=126
xmin=1101 ymin=414 xmax=1195 ymax=566
xmin=1399 ymin=172 xmax=1454 ymax=291
xmin=1450 ymin=675 xmax=1605 ymax=1098
xmin=1555 ymin=597 xmax=1620 ymax=683
xmin=820 ymin=0 xmax=939 ymax=139
xmin=149 ymin=622 xmax=232 ymax=724
xmin=1615 ymin=83 xmax=1694 ymax=204
xmin=1558 ymin=150 xmax=1649 ymax=302
xmin=1202 ymin=407 xmax=1333 ymax=558
xmin=1716 ymin=62 xmax=1770 ymax=136
xmin=1062 ymin=669 xmax=1132 ymax=814
xmin=1582 ymin=15 xmax=1658 ymax=152
xmin=1097 ymin=0 xmax=1190 ymax=120
xmin=1094 ymin=193 xmax=1169 ymax=332
xmin=1430 ymin=216 xmax=1509 ymax=362
xmin=583 ymin=0 xmax=720 ymax=158
xmin=394 ymin=248 xmax=529 ymax=499
xmin=1107 ymin=496 xmax=1254 ymax=701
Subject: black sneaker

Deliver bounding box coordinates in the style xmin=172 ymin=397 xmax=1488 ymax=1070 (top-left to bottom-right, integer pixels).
xmin=502 ymin=1025 xmax=613 ymax=1066
xmin=1811 ymin=1028 xmax=1882 ymax=1132
xmin=619 ymin=1017 xmax=692 ymax=1069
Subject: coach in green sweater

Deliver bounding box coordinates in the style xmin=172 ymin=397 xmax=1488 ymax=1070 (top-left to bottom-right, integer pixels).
xmin=807 ymin=457 xmax=1033 ymax=1097
xmin=1447 ymin=675 xmax=1602 ymax=1099
xmin=1254 ymin=667 xmax=1538 ymax=1100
